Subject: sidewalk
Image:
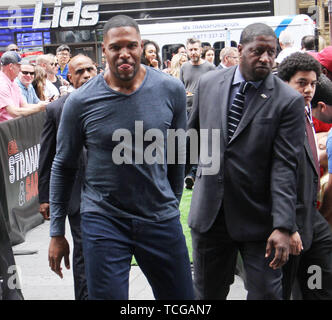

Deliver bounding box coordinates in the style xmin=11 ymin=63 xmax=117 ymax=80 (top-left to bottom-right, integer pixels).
xmin=12 ymin=220 xmax=247 ymax=300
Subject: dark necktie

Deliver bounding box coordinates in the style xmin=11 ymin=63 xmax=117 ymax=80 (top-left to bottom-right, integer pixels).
xmin=305 ymin=114 xmax=320 ymax=193
xmin=228 ymin=81 xmax=251 ymax=141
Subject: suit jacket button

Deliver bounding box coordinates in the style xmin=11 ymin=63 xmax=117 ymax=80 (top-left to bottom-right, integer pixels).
xmin=313 ymin=200 xmax=317 ymax=207
xmin=314 ymin=177 xmax=318 ymax=183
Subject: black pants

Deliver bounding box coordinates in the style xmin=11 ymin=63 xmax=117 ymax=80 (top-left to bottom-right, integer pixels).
xmin=282 ymin=213 xmax=332 ymax=300
xmin=68 ymin=210 xmax=88 ymax=300
xmin=191 ymin=212 xmax=283 ymax=300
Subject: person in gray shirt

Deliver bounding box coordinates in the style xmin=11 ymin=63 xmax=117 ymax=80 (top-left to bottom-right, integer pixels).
xmin=180 ymin=38 xmax=215 ymax=116
xmin=48 ymin=15 xmax=194 ymax=300
xmin=180 ymin=38 xmax=215 ymax=189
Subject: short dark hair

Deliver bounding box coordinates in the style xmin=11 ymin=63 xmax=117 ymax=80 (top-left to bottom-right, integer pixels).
xmin=301 ymin=35 xmax=315 ymax=51
xmin=186 ymin=38 xmax=201 ymax=47
xmin=176 ymin=44 xmax=185 ymax=53
xmin=240 ymin=23 xmax=276 ymax=45
xmin=277 ymin=52 xmax=321 ymax=82
xmin=56 ymin=44 xmax=70 ymax=54
xmin=103 ymin=15 xmax=140 ymax=37
xmin=311 ymin=74 xmax=332 ymax=108
xmin=202 ymin=46 xmax=215 ymax=59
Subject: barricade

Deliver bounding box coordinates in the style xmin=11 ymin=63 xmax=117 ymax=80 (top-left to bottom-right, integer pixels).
xmin=0 ymin=112 xmax=45 ymax=246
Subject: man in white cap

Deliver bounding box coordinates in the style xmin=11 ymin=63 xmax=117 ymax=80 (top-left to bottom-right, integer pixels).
xmin=0 ymin=51 xmax=47 ymax=122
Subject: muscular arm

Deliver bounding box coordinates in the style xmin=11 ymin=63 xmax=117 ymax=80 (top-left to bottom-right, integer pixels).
xmin=5 ymin=101 xmax=46 ymax=118
xmin=49 ymin=94 xmax=83 ymax=236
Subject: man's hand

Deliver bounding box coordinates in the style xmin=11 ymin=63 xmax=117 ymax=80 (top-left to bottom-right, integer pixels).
xmin=37 ymin=101 xmax=48 ymax=110
xmin=39 ymin=203 xmax=50 ymax=220
xmin=48 ymin=236 xmax=70 ymax=279
xmin=289 ymin=231 xmax=303 ymax=256
xmin=265 ymin=228 xmax=290 ymax=269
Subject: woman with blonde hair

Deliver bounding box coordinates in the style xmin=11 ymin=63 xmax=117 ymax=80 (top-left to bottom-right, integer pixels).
xmin=170 ymin=53 xmax=188 ymax=79
xmin=32 ymin=65 xmax=48 ymax=101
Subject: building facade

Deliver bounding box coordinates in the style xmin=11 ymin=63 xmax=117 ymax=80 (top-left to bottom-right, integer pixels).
xmin=297 ymin=0 xmax=330 ymax=46
xmin=0 ymin=0 xmax=315 ymax=65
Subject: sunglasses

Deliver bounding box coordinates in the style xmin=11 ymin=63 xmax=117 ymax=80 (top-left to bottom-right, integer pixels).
xmin=21 ymin=71 xmax=35 ymax=76
xmin=10 ymin=48 xmax=20 ymax=52
xmin=50 ymin=62 xmax=59 ymax=66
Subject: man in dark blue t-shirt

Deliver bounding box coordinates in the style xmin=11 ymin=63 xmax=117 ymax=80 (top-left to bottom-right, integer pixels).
xmin=48 ymin=15 xmax=194 ymax=300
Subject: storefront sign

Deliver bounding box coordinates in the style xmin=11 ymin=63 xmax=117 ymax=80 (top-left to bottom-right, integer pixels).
xmin=33 ymin=0 xmax=99 ymax=29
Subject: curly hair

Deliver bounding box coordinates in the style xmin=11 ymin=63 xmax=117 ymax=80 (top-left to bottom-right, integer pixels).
xmin=277 ymin=52 xmax=321 ymax=82
xmin=141 ymin=40 xmax=161 ymax=68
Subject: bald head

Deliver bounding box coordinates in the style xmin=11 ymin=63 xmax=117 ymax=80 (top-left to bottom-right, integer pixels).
xmin=240 ymin=23 xmax=276 ymax=45
xmin=219 ymin=47 xmax=239 ymax=67
xmin=67 ymin=54 xmax=97 ymax=89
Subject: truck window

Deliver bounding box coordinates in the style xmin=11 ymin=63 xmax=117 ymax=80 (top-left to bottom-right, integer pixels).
xmin=161 ymin=43 xmax=186 ymax=67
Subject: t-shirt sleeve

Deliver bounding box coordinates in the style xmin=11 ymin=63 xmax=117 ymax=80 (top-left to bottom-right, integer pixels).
xmin=0 ymin=84 xmax=15 ymax=109
xmin=49 ymin=94 xmax=84 ymax=236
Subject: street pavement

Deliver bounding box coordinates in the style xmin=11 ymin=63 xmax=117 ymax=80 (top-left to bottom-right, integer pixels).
xmin=12 ymin=219 xmax=247 ymax=300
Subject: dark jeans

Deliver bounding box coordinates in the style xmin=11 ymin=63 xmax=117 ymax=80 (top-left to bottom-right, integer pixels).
xmin=80 ymin=212 xmax=194 ymax=300
xmin=191 ymin=212 xmax=283 ymax=300
xmin=282 ymin=212 xmax=332 ymax=300
xmin=68 ymin=210 xmax=88 ymax=300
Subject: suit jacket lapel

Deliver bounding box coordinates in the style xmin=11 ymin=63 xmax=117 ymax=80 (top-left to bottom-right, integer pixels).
xmin=220 ymin=67 xmax=236 ymax=145
xmin=229 ymin=72 xmax=273 ymax=143
xmin=304 ymin=133 xmax=319 ymax=176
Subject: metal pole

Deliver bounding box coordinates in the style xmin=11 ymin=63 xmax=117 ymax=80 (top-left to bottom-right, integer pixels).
xmin=329 ymin=0 xmax=332 ymax=45
xmin=315 ymin=0 xmax=319 ymax=51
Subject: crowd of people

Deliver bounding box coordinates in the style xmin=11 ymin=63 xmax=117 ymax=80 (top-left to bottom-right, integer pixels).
xmin=1 ymin=13 xmax=332 ymax=300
